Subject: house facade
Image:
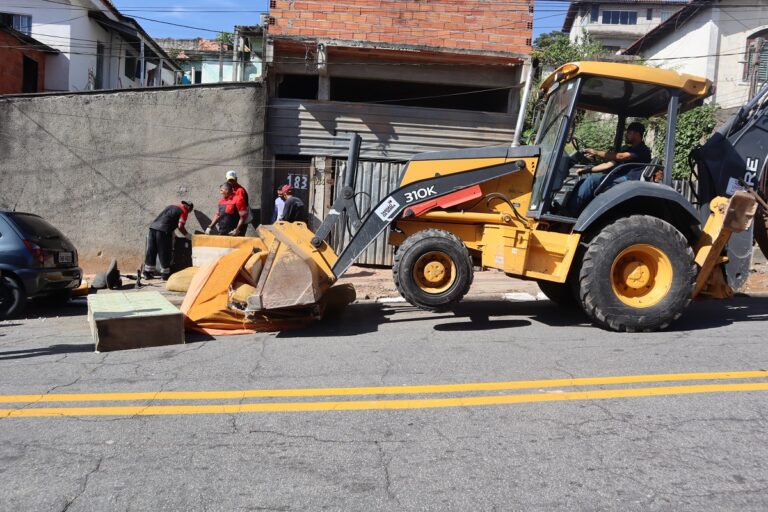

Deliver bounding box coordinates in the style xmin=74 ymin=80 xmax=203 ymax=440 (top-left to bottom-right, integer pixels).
xmin=265 ymin=0 xmax=532 ymax=264
xmin=157 ymin=27 xmax=264 ymax=85
xmin=0 ymin=0 xmax=180 ymax=92
xmin=563 ymin=0 xmax=689 ymax=52
xmin=623 ymin=0 xmax=768 ymax=110
xmin=0 ymin=25 xmax=58 ymax=94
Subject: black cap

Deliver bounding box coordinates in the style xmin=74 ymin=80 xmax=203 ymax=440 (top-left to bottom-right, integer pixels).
xmin=626 ymin=122 xmax=645 ymax=135
xmin=181 ymin=201 xmax=194 ymax=211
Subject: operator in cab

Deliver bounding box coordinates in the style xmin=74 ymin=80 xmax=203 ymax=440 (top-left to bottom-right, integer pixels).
xmin=567 ymin=121 xmax=651 ymax=214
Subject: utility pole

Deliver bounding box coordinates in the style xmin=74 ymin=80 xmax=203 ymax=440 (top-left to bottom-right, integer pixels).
xmin=232 ymin=32 xmax=240 ymax=82
xmin=219 ymin=40 xmax=224 ymax=83
xmin=139 ymin=40 xmax=145 ymax=86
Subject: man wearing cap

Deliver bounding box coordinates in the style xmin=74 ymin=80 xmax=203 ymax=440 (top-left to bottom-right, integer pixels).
xmin=567 ymin=121 xmax=652 ymax=214
xmin=206 ymin=182 xmax=249 ymax=236
xmin=144 ymin=201 xmax=194 ymax=280
xmin=225 ymin=170 xmax=252 ymax=235
xmin=278 ymin=185 xmax=305 ymax=222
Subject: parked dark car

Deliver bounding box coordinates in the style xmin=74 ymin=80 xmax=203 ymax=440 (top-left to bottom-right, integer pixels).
xmin=0 ymin=210 xmax=82 ymax=318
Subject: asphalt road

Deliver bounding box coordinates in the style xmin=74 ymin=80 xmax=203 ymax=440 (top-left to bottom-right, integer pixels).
xmin=1 ymin=294 xmax=767 ymax=511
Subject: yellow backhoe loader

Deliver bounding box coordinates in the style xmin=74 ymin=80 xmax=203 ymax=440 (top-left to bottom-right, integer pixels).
xmin=185 ymin=61 xmax=766 ymax=333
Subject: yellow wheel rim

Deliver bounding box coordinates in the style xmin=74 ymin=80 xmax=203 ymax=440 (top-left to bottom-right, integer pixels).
xmin=610 ymin=244 xmax=673 ymax=308
xmin=413 ymin=251 xmax=457 ymax=293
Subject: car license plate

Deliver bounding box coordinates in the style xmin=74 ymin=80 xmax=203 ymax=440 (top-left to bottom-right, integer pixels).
xmin=58 ymin=252 xmax=73 ymax=264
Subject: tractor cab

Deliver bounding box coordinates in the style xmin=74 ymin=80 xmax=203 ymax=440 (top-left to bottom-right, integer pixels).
xmin=528 ymin=62 xmax=713 ymax=220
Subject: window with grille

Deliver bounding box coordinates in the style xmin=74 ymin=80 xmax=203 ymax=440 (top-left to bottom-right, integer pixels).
xmin=601 ymin=10 xmax=637 ymax=25
xmin=744 ymin=36 xmax=768 ymax=83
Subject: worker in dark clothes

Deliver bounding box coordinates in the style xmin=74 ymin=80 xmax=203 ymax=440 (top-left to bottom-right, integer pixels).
xmin=225 ymin=169 xmax=252 ymax=234
xmin=206 ymin=182 xmax=248 ymax=236
xmin=144 ymin=201 xmax=194 ymax=280
xmin=566 ymin=122 xmax=652 ymax=215
xmin=279 ymin=185 xmax=305 ymax=222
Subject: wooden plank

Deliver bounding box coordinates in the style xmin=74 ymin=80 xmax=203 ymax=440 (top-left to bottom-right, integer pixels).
xmin=87 ymin=292 xmax=185 ymax=352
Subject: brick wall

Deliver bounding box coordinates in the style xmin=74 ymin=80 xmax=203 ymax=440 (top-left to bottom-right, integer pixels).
xmin=0 ymin=31 xmax=47 ymax=95
xmin=268 ymin=0 xmax=532 ymax=55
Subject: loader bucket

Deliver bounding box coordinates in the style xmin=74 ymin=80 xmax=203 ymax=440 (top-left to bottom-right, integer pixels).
xmin=182 ymin=222 xmax=350 ymax=335
xmin=245 ymin=222 xmax=338 ymax=312
xmin=693 ymin=191 xmax=758 ymax=299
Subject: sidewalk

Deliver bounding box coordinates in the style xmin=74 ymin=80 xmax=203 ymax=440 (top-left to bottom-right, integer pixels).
xmin=336 ymin=266 xmax=542 ymax=302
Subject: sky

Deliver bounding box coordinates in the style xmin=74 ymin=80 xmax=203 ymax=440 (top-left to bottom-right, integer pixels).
xmin=112 ymin=0 xmax=567 ymax=41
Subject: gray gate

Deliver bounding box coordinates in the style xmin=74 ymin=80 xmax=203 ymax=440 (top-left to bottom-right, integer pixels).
xmin=331 ymin=160 xmax=407 ymax=266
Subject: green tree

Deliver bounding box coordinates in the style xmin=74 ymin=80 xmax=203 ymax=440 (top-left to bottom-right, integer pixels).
xmin=573 ymin=112 xmax=616 ymax=151
xmin=648 ymin=103 xmax=719 ymax=179
xmin=215 ymin=32 xmax=234 ymax=47
xmin=531 ymin=30 xmax=604 ymax=69
xmin=523 ymin=31 xmax=606 ymax=142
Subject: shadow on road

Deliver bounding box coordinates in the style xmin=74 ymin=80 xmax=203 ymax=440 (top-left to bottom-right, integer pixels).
xmin=669 ymin=295 xmax=768 ymax=331
xmin=279 ymin=299 xmax=583 ymax=338
xmin=0 ymin=344 xmax=93 ymax=360
xmin=15 ymin=298 xmax=88 ymax=320
xmin=279 ymin=294 xmax=768 ymax=337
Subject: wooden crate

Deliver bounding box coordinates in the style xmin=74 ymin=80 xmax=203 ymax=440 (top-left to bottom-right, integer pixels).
xmin=87 ymin=291 xmax=185 ymax=352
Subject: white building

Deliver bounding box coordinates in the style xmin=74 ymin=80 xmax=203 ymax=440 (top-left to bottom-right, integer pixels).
xmin=0 ymin=0 xmax=180 ymax=92
xmin=622 ymin=0 xmax=768 ymax=110
xmin=563 ymin=0 xmax=690 ymax=52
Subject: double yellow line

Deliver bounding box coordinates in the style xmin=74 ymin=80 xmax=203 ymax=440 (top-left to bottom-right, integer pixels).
xmin=1 ymin=371 xmax=767 ymax=418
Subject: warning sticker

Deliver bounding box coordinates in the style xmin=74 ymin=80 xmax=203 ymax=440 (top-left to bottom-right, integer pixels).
xmin=726 ymin=176 xmax=743 ymax=196
xmin=375 ymin=197 xmax=401 ymax=222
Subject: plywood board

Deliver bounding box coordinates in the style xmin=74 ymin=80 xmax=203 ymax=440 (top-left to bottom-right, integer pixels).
xmin=87 ymin=291 xmax=185 ymax=352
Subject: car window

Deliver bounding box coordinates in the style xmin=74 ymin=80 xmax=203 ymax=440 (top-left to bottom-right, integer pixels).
xmin=10 ymin=213 xmax=65 ymax=240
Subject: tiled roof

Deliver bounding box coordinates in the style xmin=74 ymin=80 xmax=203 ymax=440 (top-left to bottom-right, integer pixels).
xmin=0 ymin=24 xmax=59 ymax=53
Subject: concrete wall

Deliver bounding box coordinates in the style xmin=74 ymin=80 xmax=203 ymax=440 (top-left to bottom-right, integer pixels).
xmin=638 ymin=12 xmax=716 ymax=80
xmin=636 ymin=0 xmax=768 ymax=110
xmin=0 ymin=82 xmax=265 ymax=273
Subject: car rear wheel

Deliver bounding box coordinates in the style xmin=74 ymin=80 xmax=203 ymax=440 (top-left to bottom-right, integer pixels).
xmin=0 ymin=276 xmax=27 ymax=319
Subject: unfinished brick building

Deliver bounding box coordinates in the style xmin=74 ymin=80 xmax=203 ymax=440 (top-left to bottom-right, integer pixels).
xmin=264 ymin=0 xmax=532 ymax=264
xmin=0 ymin=25 xmax=58 ymax=95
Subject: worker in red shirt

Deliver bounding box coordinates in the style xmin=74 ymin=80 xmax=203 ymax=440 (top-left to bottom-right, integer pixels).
xmin=206 ymin=182 xmax=248 ymax=236
xmin=143 ymin=201 xmax=193 ymax=280
xmin=225 ymin=170 xmax=252 ymax=235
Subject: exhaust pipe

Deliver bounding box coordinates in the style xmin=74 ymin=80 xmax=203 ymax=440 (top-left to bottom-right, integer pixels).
xmin=512 ymin=58 xmax=539 ymax=147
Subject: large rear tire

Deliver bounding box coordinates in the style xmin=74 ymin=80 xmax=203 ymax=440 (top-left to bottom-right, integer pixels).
xmin=577 ymin=215 xmax=695 ymax=332
xmin=392 ymin=229 xmax=473 ymax=311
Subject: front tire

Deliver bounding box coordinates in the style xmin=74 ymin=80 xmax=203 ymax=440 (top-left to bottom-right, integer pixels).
xmin=577 ymin=215 xmax=695 ymax=332
xmin=392 ymin=229 xmax=473 ymax=311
